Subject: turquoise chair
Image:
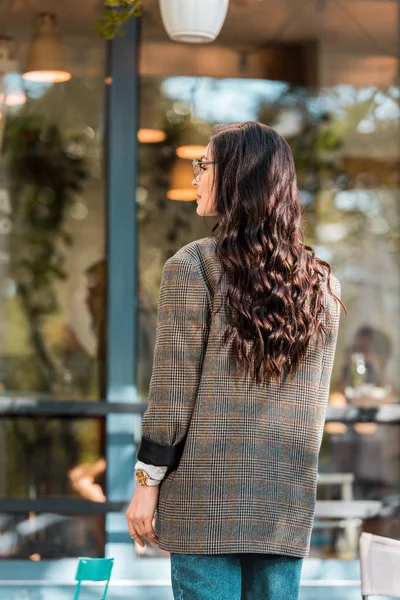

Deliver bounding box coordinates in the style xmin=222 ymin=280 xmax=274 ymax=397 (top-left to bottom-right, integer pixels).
xmin=73 ymin=557 xmax=114 ymax=600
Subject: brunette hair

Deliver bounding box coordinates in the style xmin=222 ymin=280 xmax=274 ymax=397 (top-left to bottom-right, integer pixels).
xmin=208 ymin=121 xmax=347 ymax=383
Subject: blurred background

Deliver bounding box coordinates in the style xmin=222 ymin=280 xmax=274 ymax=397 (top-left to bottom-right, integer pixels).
xmin=0 ymin=0 xmax=399 ymax=598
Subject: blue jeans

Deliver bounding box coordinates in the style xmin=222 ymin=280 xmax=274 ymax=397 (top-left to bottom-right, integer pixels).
xmin=170 ymin=552 xmax=303 ymax=600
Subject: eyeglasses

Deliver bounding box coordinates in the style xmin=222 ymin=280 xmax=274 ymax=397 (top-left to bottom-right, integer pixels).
xmin=192 ymin=159 xmax=217 ymax=182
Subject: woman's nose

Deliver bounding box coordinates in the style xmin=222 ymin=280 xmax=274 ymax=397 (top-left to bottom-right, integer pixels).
xmin=192 ymin=177 xmax=198 ymax=188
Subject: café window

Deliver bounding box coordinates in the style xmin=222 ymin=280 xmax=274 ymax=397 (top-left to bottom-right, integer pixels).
xmin=1 ymin=9 xmax=107 ymax=558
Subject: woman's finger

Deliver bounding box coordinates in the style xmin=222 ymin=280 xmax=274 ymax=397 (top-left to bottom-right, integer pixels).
xmin=136 ymin=519 xmax=158 ymax=545
xmin=126 ymin=520 xmax=145 ymax=548
xmin=142 ymin=519 xmax=159 ymax=544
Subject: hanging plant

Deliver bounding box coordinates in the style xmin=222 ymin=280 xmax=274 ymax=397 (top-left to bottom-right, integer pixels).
xmin=4 ymin=114 xmax=88 ymax=391
xmin=96 ymin=0 xmax=142 ymax=39
xmin=97 ymin=0 xmax=229 ymax=43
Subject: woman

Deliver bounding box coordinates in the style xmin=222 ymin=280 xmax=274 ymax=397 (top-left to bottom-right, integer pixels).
xmin=126 ymin=121 xmax=346 ymax=600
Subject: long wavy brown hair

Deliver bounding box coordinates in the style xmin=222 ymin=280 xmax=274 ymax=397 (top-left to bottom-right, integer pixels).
xmin=208 ymin=121 xmax=347 ymax=384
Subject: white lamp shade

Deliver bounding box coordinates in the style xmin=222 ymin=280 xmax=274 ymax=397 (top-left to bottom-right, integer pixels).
xmin=159 ymin=0 xmax=229 ymax=44
xmin=23 ymin=13 xmax=71 ymax=83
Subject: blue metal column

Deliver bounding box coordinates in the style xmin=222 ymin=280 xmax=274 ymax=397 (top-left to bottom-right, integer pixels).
xmin=104 ymin=16 xmax=172 ymax=589
xmin=105 ymin=14 xmax=140 ymax=569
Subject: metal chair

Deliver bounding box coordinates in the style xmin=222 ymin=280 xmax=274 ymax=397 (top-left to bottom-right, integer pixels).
xmin=360 ymin=532 xmax=400 ymax=599
xmin=73 ymin=557 xmax=114 ymax=600
xmin=316 ymin=472 xmax=360 ymax=557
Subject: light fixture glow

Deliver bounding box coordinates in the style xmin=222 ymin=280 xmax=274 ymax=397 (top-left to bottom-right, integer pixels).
xmin=325 ymin=422 xmax=348 ymax=435
xmin=5 ymin=91 xmax=27 ymax=106
xmin=354 ymin=423 xmax=378 ymax=435
xmin=137 ymin=128 xmax=166 ymax=143
xmin=167 ymin=189 xmax=197 ymax=201
xmin=69 ymin=202 xmax=89 ymax=221
xmin=23 ymin=13 xmax=71 ymax=84
xmin=176 ymin=144 xmax=208 ymax=160
xmin=167 ymin=159 xmax=197 ymax=201
xmin=23 ymin=70 xmax=70 ymax=83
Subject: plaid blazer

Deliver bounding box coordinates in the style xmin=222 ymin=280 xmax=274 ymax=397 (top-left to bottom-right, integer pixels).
xmin=137 ymin=235 xmax=341 ymax=556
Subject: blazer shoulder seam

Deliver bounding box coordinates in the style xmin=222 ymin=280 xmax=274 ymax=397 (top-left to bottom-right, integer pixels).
xmin=167 ymin=246 xmax=212 ymax=307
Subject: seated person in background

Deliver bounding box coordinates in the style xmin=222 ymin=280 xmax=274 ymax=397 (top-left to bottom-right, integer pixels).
xmin=340 ymin=325 xmax=393 ymax=391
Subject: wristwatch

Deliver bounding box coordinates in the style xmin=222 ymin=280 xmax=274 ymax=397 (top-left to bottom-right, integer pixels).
xmin=135 ymin=468 xmax=160 ymax=487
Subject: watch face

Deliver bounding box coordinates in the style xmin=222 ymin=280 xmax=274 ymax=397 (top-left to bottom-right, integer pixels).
xmin=136 ymin=469 xmax=148 ymax=485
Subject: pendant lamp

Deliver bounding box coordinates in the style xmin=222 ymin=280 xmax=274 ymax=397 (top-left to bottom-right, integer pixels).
xmin=167 ymin=159 xmax=197 ymax=201
xmin=23 ymin=13 xmax=71 ymax=83
xmin=138 ymin=79 xmax=167 ymax=144
xmin=176 ymin=119 xmax=210 ymax=160
xmin=159 ymin=0 xmax=229 ymax=44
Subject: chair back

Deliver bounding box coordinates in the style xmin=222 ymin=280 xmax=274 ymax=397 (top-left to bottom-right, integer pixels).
xmin=360 ymin=532 xmax=400 ymax=598
xmin=73 ymin=557 xmax=114 ymax=600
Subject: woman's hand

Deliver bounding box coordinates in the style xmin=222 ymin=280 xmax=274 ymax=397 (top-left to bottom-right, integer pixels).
xmin=125 ymin=484 xmax=160 ymax=548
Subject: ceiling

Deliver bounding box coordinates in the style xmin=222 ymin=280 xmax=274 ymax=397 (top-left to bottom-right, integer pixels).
xmin=2 ymin=0 xmax=399 ymax=85
xmin=2 ymin=0 xmax=397 ymax=53
xmin=143 ymin=0 xmax=398 ymax=56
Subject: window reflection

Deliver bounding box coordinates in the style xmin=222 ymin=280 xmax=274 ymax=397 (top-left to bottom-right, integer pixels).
xmin=0 ymin=513 xmax=104 ymax=559
xmin=0 ymin=416 xmax=105 ymax=558
xmin=137 ymin=8 xmax=399 ymax=558
xmin=137 ymin=78 xmax=400 ymax=398
xmin=0 ymin=418 xmax=105 ymax=500
xmin=0 ymin=39 xmax=106 ymax=400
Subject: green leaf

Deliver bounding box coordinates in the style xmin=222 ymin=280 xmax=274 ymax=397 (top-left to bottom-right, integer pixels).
xmin=96 ymin=0 xmax=142 ymax=38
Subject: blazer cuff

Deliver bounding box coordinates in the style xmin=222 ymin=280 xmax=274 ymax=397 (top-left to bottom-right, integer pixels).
xmin=136 ymin=435 xmax=186 ymax=467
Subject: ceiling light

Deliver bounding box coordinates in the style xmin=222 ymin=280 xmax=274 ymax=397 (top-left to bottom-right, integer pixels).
xmin=137 ymin=79 xmax=167 ymax=144
xmin=137 ymin=128 xmax=166 ymax=143
xmin=159 ymin=0 xmax=229 ymax=44
xmin=176 ymin=144 xmax=208 ymax=160
xmin=176 ymin=118 xmax=211 ymax=159
xmin=167 ymin=189 xmax=197 ymax=201
xmin=167 ymin=159 xmax=197 ymax=201
xmin=5 ymin=91 xmax=26 ymax=106
xmin=23 ymin=13 xmax=71 ymax=83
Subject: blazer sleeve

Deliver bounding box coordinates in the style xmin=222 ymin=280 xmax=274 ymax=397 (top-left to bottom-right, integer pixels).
xmin=136 ymin=253 xmax=211 ymax=468
xmin=315 ymin=275 xmax=342 ymax=448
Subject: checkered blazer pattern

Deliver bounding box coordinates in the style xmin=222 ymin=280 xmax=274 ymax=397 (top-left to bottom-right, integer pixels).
xmin=136 ymin=235 xmax=342 ymax=556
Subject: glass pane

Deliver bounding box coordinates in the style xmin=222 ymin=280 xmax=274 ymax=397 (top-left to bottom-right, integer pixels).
xmin=0 ymin=418 xmax=105 ymax=499
xmin=317 ymin=425 xmax=400 ymax=558
xmin=0 ymin=20 xmax=106 ymax=400
xmin=138 ymin=0 xmax=399 ymax=559
xmin=321 ymin=425 xmax=400 ymax=501
xmin=0 ymin=513 xmax=104 ymax=559
xmin=310 ymin=516 xmax=400 ymax=560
